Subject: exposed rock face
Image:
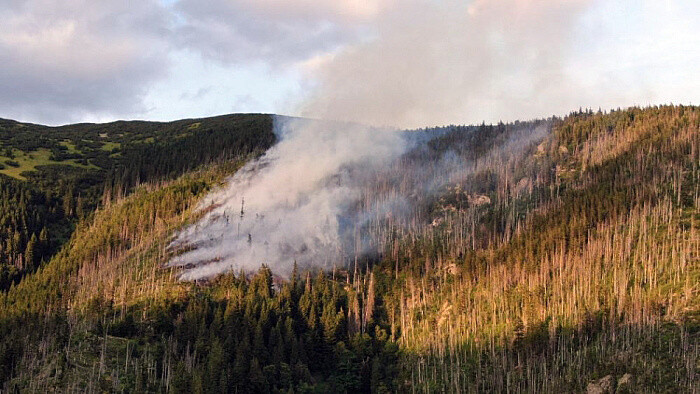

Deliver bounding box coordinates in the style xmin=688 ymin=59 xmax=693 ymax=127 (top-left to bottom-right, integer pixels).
xmin=586 ymin=375 xmax=616 ymax=394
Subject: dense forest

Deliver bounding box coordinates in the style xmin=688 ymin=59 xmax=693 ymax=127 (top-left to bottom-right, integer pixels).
xmin=0 ymin=105 xmax=697 ymax=392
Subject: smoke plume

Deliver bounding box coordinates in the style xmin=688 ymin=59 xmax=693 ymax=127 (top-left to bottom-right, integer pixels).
xmin=300 ymin=0 xmax=592 ymax=128
xmin=168 ymin=0 xmax=575 ymax=279
xmin=169 ymin=117 xmax=409 ymax=278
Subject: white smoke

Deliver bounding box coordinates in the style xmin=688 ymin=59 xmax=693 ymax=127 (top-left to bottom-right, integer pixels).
xmin=300 ymin=0 xmax=594 ymax=128
xmin=169 ymin=117 xmax=408 ymax=279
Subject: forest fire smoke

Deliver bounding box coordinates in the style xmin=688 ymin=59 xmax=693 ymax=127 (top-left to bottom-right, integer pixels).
xmin=167 ymin=0 xmax=576 ymax=279
xmin=169 ymin=117 xmax=407 ymax=278
xmin=169 ymin=116 xmax=549 ymax=279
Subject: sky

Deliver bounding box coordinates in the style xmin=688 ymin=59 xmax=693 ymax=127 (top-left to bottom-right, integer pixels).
xmin=1 ymin=0 xmax=698 ymax=128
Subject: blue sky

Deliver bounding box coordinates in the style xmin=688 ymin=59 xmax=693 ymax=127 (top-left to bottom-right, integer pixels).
xmin=0 ymin=0 xmax=698 ymax=127
xmin=142 ymin=50 xmax=304 ymax=121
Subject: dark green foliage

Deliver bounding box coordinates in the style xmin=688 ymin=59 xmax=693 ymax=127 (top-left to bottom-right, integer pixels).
xmin=104 ymin=114 xmax=274 ymax=191
xmin=0 ymin=175 xmax=67 ymax=289
xmin=1 ymin=267 xmax=399 ymax=393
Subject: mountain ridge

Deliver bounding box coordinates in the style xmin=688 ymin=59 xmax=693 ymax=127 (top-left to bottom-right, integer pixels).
xmin=0 ymin=105 xmax=697 ymax=392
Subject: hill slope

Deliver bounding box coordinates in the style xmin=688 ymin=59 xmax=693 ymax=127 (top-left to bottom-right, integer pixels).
xmin=0 ymin=114 xmax=274 ymax=290
xmin=0 ymin=105 xmax=697 ymax=392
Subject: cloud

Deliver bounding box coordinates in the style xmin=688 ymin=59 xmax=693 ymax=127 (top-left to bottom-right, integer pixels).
xmin=140 ymin=49 xmax=304 ymax=122
xmin=568 ymin=1 xmax=700 ymax=109
xmin=0 ymin=0 xmax=171 ymax=124
xmin=0 ymin=0 xmax=392 ymax=124
xmin=171 ymin=0 xmax=392 ymax=66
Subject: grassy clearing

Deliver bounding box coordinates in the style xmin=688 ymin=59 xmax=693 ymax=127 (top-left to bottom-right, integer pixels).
xmin=0 ymin=149 xmax=97 ymax=179
xmin=59 ymin=140 xmax=81 ymax=154
xmin=100 ymin=141 xmax=121 ymax=152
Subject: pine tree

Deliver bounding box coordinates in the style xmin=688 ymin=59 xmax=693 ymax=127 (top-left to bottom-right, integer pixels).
xmin=23 ymin=234 xmax=37 ymax=272
xmin=249 ymin=357 xmax=267 ymax=393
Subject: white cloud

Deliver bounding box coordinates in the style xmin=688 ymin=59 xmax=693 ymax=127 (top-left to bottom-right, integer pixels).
xmin=222 ymin=0 xmax=394 ymax=22
xmin=141 ymin=50 xmax=303 ymax=121
xmin=0 ymin=0 xmax=171 ymax=124
xmin=171 ymin=0 xmax=383 ymax=66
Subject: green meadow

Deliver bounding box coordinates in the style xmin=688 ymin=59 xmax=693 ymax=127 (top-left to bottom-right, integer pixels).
xmin=0 ymin=148 xmax=97 ymax=179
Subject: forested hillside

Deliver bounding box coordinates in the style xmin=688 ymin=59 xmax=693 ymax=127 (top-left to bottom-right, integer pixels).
xmin=0 ymin=105 xmax=697 ymax=392
xmin=390 ymin=106 xmax=698 ymax=392
xmin=0 ymin=114 xmax=274 ymax=289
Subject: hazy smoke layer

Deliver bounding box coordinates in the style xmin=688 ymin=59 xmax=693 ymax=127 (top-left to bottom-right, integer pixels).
xmin=169 ymin=117 xmax=407 ymax=279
